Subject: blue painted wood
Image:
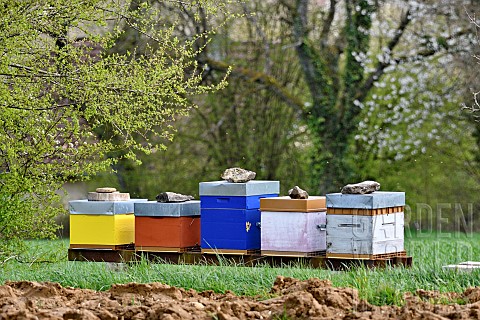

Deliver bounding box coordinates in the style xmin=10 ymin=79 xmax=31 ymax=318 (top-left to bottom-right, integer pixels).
xmin=200 ymin=194 xmax=278 ymax=210
xmin=200 ymin=209 xmax=261 ymax=250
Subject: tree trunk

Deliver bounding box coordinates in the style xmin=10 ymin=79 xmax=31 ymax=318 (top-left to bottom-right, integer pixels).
xmin=292 ymin=0 xmax=375 ymax=193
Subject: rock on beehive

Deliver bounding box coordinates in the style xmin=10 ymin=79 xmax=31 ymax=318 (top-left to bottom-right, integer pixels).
xmin=87 ymin=187 xmax=130 ymax=201
xmin=341 ymin=181 xmax=380 ymax=194
xmin=221 ymin=167 xmax=256 ymax=183
xmin=156 ymin=192 xmax=195 ymax=203
xmin=96 ymin=187 xmax=117 ymax=193
xmin=288 ymin=186 xmax=309 ymax=199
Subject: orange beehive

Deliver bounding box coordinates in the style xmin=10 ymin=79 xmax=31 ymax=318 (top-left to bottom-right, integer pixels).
xmin=134 ymin=201 xmax=200 ymax=251
xmin=135 ymin=216 xmax=200 ymax=250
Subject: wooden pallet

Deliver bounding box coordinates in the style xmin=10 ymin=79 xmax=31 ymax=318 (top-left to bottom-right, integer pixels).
xmin=326 ymin=250 xmax=407 ymax=260
xmin=68 ymin=248 xmax=412 ymax=269
xmin=201 ymin=248 xmax=260 ymax=255
xmin=327 ymin=206 xmax=404 ymax=216
xmin=262 ymin=250 xmax=326 ymax=257
xmin=69 ymin=243 xmax=135 ymax=250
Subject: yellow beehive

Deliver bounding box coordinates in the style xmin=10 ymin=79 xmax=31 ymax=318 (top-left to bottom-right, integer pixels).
xmin=70 ymin=214 xmax=135 ymax=247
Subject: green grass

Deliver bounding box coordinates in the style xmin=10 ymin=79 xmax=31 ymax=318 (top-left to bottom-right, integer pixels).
xmin=2 ymin=231 xmax=480 ymax=306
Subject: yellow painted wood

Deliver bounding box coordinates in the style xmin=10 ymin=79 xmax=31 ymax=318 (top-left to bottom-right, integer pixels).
xmin=70 ymin=214 xmax=135 ymax=245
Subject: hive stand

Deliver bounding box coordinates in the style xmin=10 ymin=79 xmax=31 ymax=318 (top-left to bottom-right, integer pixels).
xmin=67 ymin=247 xmax=413 ymax=270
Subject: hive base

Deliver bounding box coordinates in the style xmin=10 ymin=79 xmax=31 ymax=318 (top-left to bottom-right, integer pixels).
xmin=261 ymin=250 xmax=326 ymax=257
xmin=69 ymin=243 xmax=134 ymax=250
xmin=326 ymin=251 xmax=407 ymax=260
xmin=68 ymin=248 xmax=412 ymax=270
xmin=136 ymin=246 xmax=200 ymax=253
xmin=201 ymin=248 xmax=260 ymax=255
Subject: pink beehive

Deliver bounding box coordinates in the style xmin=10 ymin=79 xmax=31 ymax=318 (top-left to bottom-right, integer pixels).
xmin=260 ymin=197 xmax=327 ymax=256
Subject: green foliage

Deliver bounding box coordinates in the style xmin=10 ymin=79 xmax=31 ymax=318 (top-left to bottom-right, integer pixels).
xmin=96 ymin=2 xmax=311 ymax=197
xmin=369 ymin=284 xmax=404 ymax=306
xmin=0 ymin=0 xmax=228 ymax=257
xmin=83 ymin=0 xmax=480 ymax=217
xmin=0 ymin=190 xmax=62 ymax=257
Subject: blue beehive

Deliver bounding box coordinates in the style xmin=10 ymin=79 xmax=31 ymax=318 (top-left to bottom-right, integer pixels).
xmin=199 ymin=180 xmax=279 ymax=252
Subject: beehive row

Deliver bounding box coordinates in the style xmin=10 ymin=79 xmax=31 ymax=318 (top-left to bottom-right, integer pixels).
xmin=69 ymin=182 xmax=406 ymax=259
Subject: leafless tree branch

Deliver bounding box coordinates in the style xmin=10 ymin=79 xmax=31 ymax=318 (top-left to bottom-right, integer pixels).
xmin=357 ymin=8 xmax=411 ymax=102
xmin=320 ymin=0 xmax=337 ymax=47
xmin=241 ymin=2 xmax=273 ymax=74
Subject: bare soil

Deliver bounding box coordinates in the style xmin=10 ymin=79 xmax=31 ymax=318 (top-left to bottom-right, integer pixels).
xmin=1 ymin=276 xmax=480 ymax=319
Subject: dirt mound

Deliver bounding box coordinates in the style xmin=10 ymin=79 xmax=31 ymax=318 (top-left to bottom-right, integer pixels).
xmin=1 ymin=276 xmax=480 ymax=319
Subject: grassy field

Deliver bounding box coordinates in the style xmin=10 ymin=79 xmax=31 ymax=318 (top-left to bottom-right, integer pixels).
xmin=1 ymin=231 xmax=480 ymax=306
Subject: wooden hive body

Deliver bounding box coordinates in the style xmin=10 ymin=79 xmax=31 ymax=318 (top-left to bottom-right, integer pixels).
xmin=70 ymin=214 xmax=135 ymax=247
xmin=326 ymin=192 xmax=405 ymax=258
xmin=261 ymin=211 xmax=326 ymax=253
xmin=201 ymin=208 xmax=261 ymax=250
xmin=135 ymin=216 xmax=200 ymax=250
xmin=200 ymin=194 xmax=278 ymax=210
xmin=134 ymin=201 xmax=201 ymax=251
xmin=69 ymin=199 xmax=145 ymax=248
xmin=326 ymin=212 xmax=404 ymax=257
xmin=260 ymin=196 xmax=327 ymax=254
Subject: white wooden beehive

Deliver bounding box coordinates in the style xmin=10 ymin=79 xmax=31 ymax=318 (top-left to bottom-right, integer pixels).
xmin=326 ymin=192 xmax=405 ymax=258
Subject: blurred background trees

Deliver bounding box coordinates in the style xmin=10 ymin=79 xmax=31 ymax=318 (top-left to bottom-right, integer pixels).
xmin=97 ymin=0 xmax=478 ymax=215
xmin=2 ymin=0 xmax=480 ymax=239
xmin=92 ymin=0 xmax=480 ymax=231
